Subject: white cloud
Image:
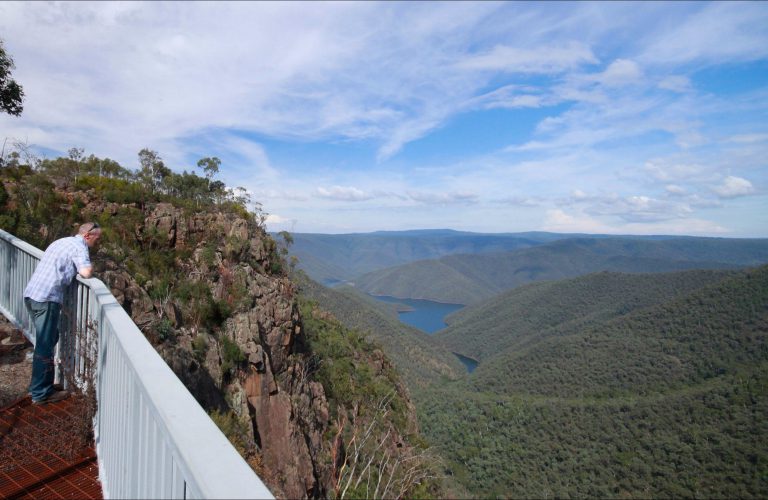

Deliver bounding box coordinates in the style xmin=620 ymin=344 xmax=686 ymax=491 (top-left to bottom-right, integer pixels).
xmin=542 ymin=209 xmax=613 ymax=233
xmin=685 ymin=194 xmax=722 ymax=209
xmin=639 ymin=2 xmax=768 ymax=65
xmin=456 ymin=41 xmax=598 ymax=73
xmin=2 ymin=2 xmax=506 ymax=164
xmin=713 ymin=176 xmax=755 ymax=198
xmin=561 ymin=191 xmax=693 ymax=223
xmin=265 ymin=213 xmax=293 ymax=225
xmin=726 ymin=133 xmax=768 ymax=144
xmin=215 ymin=137 xmax=279 ymax=179
xmin=376 ymin=115 xmax=445 ymax=161
xmin=495 ymin=196 xmax=542 ymax=207
xmin=406 ymin=191 xmax=479 ymax=205
xmin=658 ymin=75 xmax=692 ymax=93
xmin=596 ymin=59 xmax=643 ymax=87
xmin=643 ymin=160 xmax=711 ymax=183
xmin=316 ymin=185 xmax=374 ymax=202
xmin=543 ymin=208 xmax=728 ymax=236
xmin=249 ymin=188 xmax=309 ymax=202
xmin=472 ymin=86 xmax=551 ymax=110
xmin=571 ymin=189 xmax=589 ymax=200
xmin=665 ymin=184 xmax=686 ymax=196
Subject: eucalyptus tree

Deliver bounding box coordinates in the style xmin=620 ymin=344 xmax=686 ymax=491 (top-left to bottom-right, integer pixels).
xmin=138 ymin=148 xmax=170 ymax=194
xmin=197 ymin=156 xmax=221 ymax=181
xmin=0 ymin=38 xmax=23 ymax=116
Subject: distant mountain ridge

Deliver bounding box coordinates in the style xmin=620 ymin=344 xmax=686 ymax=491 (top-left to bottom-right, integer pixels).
xmin=355 ymin=237 xmax=768 ymax=304
xmin=285 ymin=229 xmax=663 ymax=284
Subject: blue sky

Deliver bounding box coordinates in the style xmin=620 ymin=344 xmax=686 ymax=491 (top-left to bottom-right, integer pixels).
xmin=1 ymin=1 xmax=767 ymax=236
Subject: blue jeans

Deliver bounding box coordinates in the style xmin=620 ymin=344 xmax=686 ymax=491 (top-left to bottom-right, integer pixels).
xmin=25 ymin=298 xmax=62 ymax=402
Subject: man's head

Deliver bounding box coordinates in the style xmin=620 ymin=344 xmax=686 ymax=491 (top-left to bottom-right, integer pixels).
xmin=78 ymin=222 xmax=102 ymax=248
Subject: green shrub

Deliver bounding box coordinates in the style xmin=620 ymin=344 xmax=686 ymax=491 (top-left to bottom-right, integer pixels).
xmin=192 ymin=334 xmax=207 ymax=360
xmin=155 ymin=318 xmax=174 ymax=341
xmin=209 ymin=409 xmax=252 ymax=456
xmin=220 ymin=334 xmax=245 ymax=375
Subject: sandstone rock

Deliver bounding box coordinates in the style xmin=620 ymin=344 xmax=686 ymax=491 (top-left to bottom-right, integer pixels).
xmin=159 ymin=336 xmax=228 ymax=413
xmin=101 ymin=269 xmax=155 ymax=330
xmin=246 ymin=373 xmax=317 ymax=499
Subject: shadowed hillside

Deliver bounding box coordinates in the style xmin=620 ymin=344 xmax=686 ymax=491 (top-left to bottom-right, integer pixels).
xmin=435 ymin=269 xmax=738 ymax=362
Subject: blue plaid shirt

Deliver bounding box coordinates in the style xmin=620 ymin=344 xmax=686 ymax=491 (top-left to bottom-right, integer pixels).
xmin=24 ymin=235 xmax=91 ymax=304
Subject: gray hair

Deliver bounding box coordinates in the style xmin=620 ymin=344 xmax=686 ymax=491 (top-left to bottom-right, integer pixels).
xmin=78 ymin=222 xmax=101 ymax=235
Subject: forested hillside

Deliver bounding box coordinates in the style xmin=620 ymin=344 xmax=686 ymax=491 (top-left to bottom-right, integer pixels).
xmin=470 ymin=266 xmax=768 ymax=398
xmin=419 ymin=266 xmax=768 ymax=497
xmin=355 ymin=237 xmax=767 ymax=304
xmin=435 ymin=269 xmax=737 ymax=361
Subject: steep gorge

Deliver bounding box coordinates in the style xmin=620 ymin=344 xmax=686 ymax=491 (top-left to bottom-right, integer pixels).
xmin=0 ymin=160 xmax=438 ymax=499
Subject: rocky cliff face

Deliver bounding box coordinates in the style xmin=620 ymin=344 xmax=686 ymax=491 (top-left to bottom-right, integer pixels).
xmin=80 ymin=201 xmax=423 ymax=498
xmin=86 ymin=202 xmax=323 ymax=497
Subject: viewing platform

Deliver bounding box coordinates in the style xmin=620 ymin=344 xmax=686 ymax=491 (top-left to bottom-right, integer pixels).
xmin=0 ymin=228 xmax=273 ymax=499
xmin=1 ymin=314 xmax=100 ymax=499
xmin=0 ymin=397 xmax=102 ymax=499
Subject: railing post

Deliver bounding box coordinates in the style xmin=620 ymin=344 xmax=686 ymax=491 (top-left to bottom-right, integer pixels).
xmin=0 ymin=237 xmax=8 ymax=313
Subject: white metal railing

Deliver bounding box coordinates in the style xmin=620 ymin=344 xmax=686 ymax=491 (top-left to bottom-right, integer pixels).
xmin=0 ymin=228 xmax=273 ymax=500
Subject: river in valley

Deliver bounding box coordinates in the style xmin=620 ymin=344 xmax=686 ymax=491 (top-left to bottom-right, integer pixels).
xmin=370 ymin=295 xmax=478 ymax=372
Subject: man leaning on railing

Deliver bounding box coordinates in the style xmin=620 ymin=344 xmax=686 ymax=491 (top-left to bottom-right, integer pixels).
xmin=23 ymin=222 xmax=102 ymax=405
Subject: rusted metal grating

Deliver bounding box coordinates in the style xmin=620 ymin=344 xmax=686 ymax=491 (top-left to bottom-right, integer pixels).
xmin=0 ymin=396 xmax=102 ymax=499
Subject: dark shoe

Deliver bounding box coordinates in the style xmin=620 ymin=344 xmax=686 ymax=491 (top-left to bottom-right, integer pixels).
xmin=33 ymin=390 xmax=70 ymax=405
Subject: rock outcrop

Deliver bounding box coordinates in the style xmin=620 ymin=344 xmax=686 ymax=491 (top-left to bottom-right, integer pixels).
xmin=94 ymin=202 xmax=332 ymax=498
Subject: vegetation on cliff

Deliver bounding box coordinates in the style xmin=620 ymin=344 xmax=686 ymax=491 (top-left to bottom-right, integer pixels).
xmin=299 ymin=300 xmax=441 ymax=498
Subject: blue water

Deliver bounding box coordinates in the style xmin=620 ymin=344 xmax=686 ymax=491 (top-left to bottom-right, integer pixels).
xmin=453 ymin=352 xmax=479 ymax=374
xmin=371 ymin=295 xmax=464 ymax=334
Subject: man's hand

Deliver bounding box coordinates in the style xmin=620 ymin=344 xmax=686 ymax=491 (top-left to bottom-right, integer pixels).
xmin=78 ymin=266 xmax=94 ymax=279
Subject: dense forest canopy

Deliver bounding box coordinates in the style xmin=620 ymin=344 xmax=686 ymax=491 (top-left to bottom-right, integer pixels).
xmin=419 ymin=266 xmax=768 ymax=497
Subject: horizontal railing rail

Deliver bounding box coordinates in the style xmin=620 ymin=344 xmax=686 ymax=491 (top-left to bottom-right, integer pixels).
xmin=0 ymin=228 xmax=273 ymax=499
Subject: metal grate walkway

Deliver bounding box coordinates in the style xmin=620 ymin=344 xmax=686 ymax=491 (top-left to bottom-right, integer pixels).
xmin=0 ymin=395 xmax=102 ymax=499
